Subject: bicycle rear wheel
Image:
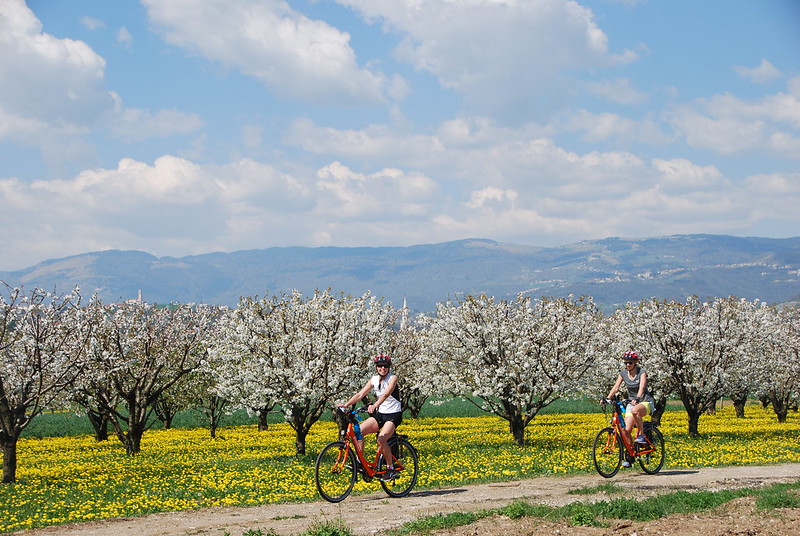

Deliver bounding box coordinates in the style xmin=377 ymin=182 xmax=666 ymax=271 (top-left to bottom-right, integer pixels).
xmin=638 ymin=425 xmax=665 ymax=474
xmin=315 ymin=441 xmax=357 ymax=502
xmin=592 ymin=427 xmax=622 ymax=478
xmin=378 ymin=437 xmax=419 ymax=498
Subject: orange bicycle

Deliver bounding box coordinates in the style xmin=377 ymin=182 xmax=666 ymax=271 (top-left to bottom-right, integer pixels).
xmin=592 ymin=397 xmax=665 ymax=478
xmin=314 ymin=406 xmax=419 ymax=502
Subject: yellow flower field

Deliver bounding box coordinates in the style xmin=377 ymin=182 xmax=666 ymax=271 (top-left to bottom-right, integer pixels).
xmin=2 ymin=406 xmax=799 ymax=533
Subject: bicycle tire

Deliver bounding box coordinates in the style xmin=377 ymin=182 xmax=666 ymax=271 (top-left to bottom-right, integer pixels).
xmin=638 ymin=425 xmax=665 ymax=474
xmin=315 ymin=441 xmax=357 ymax=502
xmin=592 ymin=427 xmax=622 ymax=478
xmin=378 ymin=437 xmax=419 ymax=498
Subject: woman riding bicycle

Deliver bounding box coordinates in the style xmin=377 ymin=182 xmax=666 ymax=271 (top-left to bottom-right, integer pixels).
xmin=605 ymin=351 xmax=655 ymax=466
xmin=339 ymin=354 xmax=402 ymax=481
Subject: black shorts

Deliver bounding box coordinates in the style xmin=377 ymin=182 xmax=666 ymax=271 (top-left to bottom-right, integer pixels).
xmin=374 ymin=411 xmax=403 ymax=429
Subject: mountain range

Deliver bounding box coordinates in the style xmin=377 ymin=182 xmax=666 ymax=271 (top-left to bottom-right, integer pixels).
xmin=2 ymin=235 xmax=799 ymax=313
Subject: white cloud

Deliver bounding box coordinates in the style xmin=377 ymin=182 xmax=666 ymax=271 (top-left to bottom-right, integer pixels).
xmin=584 ymin=78 xmax=648 ymax=105
xmin=285 ymin=116 xmax=646 ymax=200
xmin=0 ymin=155 xmax=316 ymax=267
xmin=337 ymin=0 xmax=636 ymax=121
xmin=734 ymin=58 xmax=782 ymax=84
xmin=0 ymin=0 xmax=112 ymax=124
xmin=668 ymin=79 xmax=800 ymax=158
xmin=562 ymin=110 xmax=669 ymax=145
xmin=316 ymin=161 xmax=439 ymax=220
xmin=464 ymin=186 xmax=518 ymax=209
xmin=117 ymin=27 xmax=133 ymax=48
xmin=0 ymin=1 xmax=205 ymax=173
xmin=141 ymin=0 xmax=388 ymax=105
xmin=80 ymin=16 xmax=106 ymax=31
xmin=652 ymin=158 xmax=727 ymax=193
xmin=1 ymin=140 xmax=798 ymax=270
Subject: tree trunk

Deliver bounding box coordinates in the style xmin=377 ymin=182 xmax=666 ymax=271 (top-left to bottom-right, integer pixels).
xmin=509 ymin=414 xmax=525 ymax=447
xmin=87 ymin=410 xmax=111 ymax=442
xmin=1 ymin=436 xmax=18 ymax=483
xmin=771 ymin=395 xmax=789 ymax=424
xmin=403 ymin=390 xmax=427 ymax=419
xmin=116 ymin=415 xmax=147 ymax=456
xmin=705 ymin=397 xmax=718 ymax=415
xmin=686 ymin=408 xmax=701 ymax=437
xmin=153 ymin=399 xmax=177 ymax=430
xmin=289 ymin=406 xmax=311 ymax=456
xmin=123 ymin=429 xmax=144 ymax=455
xmin=257 ymin=408 xmax=269 ymax=431
xmin=204 ymin=395 xmax=227 ymax=439
xmin=294 ymin=426 xmax=308 ymax=456
xmin=731 ymin=396 xmax=747 ymax=419
xmin=651 ymin=396 xmax=667 ymax=426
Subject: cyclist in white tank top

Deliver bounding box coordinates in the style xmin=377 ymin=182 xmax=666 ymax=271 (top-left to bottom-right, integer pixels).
xmin=339 ymin=354 xmax=403 ymax=481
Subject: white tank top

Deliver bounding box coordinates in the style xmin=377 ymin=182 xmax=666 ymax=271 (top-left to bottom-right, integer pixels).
xmin=371 ymin=373 xmax=401 ymax=414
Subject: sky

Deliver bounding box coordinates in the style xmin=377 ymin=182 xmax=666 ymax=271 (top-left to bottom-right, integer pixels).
xmin=1 ymin=0 xmax=799 ymax=271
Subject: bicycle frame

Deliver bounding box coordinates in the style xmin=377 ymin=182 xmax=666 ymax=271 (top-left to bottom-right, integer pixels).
xmin=316 ymin=406 xmax=419 ymax=502
xmin=603 ymin=399 xmax=656 ymax=457
xmin=339 ymin=408 xmax=404 ymax=479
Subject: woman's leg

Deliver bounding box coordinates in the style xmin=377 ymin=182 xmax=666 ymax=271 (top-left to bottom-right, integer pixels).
xmin=358 ymin=417 xmax=379 ymax=453
xmin=377 ymin=421 xmax=397 ymax=466
xmin=623 ymin=413 xmax=635 ymax=444
xmin=632 ymin=405 xmax=647 ymax=440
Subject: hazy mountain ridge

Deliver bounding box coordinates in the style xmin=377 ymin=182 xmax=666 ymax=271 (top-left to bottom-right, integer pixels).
xmin=2 ymin=235 xmax=798 ymax=313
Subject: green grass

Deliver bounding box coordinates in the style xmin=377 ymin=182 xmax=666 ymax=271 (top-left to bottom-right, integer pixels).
xmin=388 ymin=511 xmax=488 ymax=535
xmin=301 ymin=519 xmax=353 ymax=536
xmin=387 ymin=482 xmax=800 ymax=534
xmin=755 ymin=483 xmax=800 ymax=510
xmin=21 ymin=408 xmax=279 ymax=438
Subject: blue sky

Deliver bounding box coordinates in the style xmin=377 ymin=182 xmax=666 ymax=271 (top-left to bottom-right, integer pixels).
xmin=1 ymin=0 xmax=798 ymax=271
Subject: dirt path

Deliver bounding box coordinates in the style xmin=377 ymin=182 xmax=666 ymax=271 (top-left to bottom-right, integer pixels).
xmin=15 ymin=464 xmax=800 ymax=536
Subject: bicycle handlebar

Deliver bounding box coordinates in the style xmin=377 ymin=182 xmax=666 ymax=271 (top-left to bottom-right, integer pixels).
xmin=600 ymin=397 xmax=635 ymax=405
xmin=336 ymin=405 xmax=370 ymax=423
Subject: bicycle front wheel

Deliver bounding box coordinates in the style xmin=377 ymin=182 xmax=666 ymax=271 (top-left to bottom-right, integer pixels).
xmin=315 ymin=441 xmax=357 ymax=502
xmin=378 ymin=437 xmax=419 ymax=498
xmin=638 ymin=425 xmax=665 ymax=474
xmin=592 ymin=427 xmax=622 ymax=478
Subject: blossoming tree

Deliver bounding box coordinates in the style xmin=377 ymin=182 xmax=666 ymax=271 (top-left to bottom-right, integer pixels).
xmin=755 ymin=304 xmax=800 ymax=422
xmin=207 ymin=289 xmax=397 ymax=456
xmin=85 ymin=300 xmax=219 ymax=455
xmin=0 ymin=285 xmax=92 ymax=483
xmin=424 ymin=294 xmax=600 ymax=446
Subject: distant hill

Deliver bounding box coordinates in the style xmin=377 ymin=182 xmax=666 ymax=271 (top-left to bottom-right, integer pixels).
xmin=2 ymin=235 xmax=799 ymax=313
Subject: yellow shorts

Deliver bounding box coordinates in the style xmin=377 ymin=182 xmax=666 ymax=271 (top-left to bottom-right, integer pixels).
xmin=626 ymin=401 xmax=653 ymax=416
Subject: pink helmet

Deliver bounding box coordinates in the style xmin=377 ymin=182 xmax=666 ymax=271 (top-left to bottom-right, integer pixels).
xmin=622 ymin=351 xmax=640 ymax=362
xmin=373 ymin=354 xmax=391 ymax=366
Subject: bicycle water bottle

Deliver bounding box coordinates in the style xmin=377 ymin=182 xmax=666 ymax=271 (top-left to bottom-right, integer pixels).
xmin=353 ymin=419 xmax=363 ymax=441
xmin=617 ymin=406 xmax=625 ymax=429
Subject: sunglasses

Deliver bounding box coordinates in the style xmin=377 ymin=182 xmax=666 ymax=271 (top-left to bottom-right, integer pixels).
xmin=623 ymin=361 xmax=636 ymax=365
xmin=376 ymin=364 xmax=390 ymax=368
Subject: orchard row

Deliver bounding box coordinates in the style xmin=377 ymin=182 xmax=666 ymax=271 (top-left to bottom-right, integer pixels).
xmin=1 ymin=285 xmax=798 ymax=483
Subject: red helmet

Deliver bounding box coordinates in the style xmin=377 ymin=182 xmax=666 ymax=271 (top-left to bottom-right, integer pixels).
xmin=622 ymin=351 xmax=640 ymax=362
xmin=373 ymin=354 xmax=391 ymax=366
